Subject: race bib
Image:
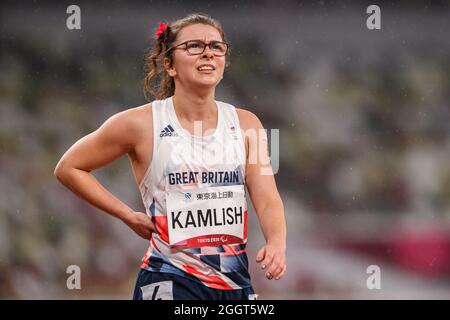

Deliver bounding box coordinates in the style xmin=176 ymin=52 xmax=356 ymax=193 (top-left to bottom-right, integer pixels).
xmin=166 ymin=185 xmax=246 ymax=248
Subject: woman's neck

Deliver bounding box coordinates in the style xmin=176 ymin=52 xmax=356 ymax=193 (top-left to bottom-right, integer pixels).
xmin=172 ymin=88 xmax=217 ymax=123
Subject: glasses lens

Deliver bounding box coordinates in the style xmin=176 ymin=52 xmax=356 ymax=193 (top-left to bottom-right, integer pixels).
xmin=211 ymin=42 xmax=227 ymax=56
xmin=186 ymin=41 xmax=205 ymax=55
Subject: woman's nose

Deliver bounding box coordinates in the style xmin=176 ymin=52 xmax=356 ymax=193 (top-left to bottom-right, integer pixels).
xmin=201 ymin=46 xmax=215 ymax=59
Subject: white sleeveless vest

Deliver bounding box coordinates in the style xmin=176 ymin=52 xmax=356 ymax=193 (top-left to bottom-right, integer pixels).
xmin=138 ymin=96 xmax=252 ymax=290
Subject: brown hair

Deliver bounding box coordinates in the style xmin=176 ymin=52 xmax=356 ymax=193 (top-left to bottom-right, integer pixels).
xmin=143 ymin=13 xmax=227 ymax=101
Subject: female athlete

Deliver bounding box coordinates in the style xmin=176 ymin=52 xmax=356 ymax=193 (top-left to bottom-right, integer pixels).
xmin=54 ymin=13 xmax=286 ymax=300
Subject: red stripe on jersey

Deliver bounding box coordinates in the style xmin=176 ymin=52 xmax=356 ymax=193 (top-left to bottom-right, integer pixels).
xmin=140 ymin=244 xmax=152 ymax=267
xmin=151 ymin=236 xmax=161 ymax=253
xmin=223 ymin=244 xmax=246 ymax=256
xmin=171 ymin=234 xmax=244 ymax=248
xmin=182 ymin=264 xmax=234 ymax=290
xmin=153 ymin=215 xmax=169 ymax=243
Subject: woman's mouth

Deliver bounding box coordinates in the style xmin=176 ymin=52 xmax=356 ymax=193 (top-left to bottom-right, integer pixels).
xmin=197 ymin=64 xmax=216 ymax=72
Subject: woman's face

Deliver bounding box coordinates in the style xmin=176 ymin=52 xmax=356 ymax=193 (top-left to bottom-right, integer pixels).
xmin=167 ymin=23 xmax=226 ymax=91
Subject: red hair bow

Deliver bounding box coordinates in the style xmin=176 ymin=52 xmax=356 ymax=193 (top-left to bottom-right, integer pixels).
xmin=155 ymin=22 xmax=168 ymax=38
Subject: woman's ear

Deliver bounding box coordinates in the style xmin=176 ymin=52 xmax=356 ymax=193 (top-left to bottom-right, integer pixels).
xmin=163 ymin=57 xmax=176 ymax=77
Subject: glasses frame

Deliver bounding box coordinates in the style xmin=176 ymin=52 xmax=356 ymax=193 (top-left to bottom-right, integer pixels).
xmin=168 ymin=39 xmax=229 ymax=57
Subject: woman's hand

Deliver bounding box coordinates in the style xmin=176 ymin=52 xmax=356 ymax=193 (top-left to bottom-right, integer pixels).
xmin=256 ymin=242 xmax=287 ymax=280
xmin=122 ymin=211 xmax=156 ymax=240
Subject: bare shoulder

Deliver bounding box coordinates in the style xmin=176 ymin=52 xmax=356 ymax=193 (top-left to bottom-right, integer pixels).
xmin=235 ymin=107 xmax=264 ymax=130
xmin=102 ymin=102 xmax=153 ymax=140
xmin=113 ymin=102 xmax=152 ymax=130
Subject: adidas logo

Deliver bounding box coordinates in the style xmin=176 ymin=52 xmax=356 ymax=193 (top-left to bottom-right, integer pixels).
xmin=160 ymin=124 xmax=178 ymax=137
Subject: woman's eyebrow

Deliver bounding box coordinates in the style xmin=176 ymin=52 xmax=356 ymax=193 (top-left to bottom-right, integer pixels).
xmin=180 ymin=38 xmax=222 ymax=43
xmin=199 ymin=38 xmax=223 ymax=42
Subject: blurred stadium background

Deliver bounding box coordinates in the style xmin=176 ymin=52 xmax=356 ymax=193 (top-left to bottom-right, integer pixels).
xmin=1 ymin=1 xmax=450 ymax=299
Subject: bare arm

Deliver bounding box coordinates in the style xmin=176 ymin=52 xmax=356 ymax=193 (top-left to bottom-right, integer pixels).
xmin=237 ymin=108 xmax=287 ymax=281
xmin=54 ymin=105 xmax=155 ymax=239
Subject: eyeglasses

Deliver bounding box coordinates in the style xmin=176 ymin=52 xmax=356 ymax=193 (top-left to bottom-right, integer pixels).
xmin=169 ymin=40 xmax=229 ymax=57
